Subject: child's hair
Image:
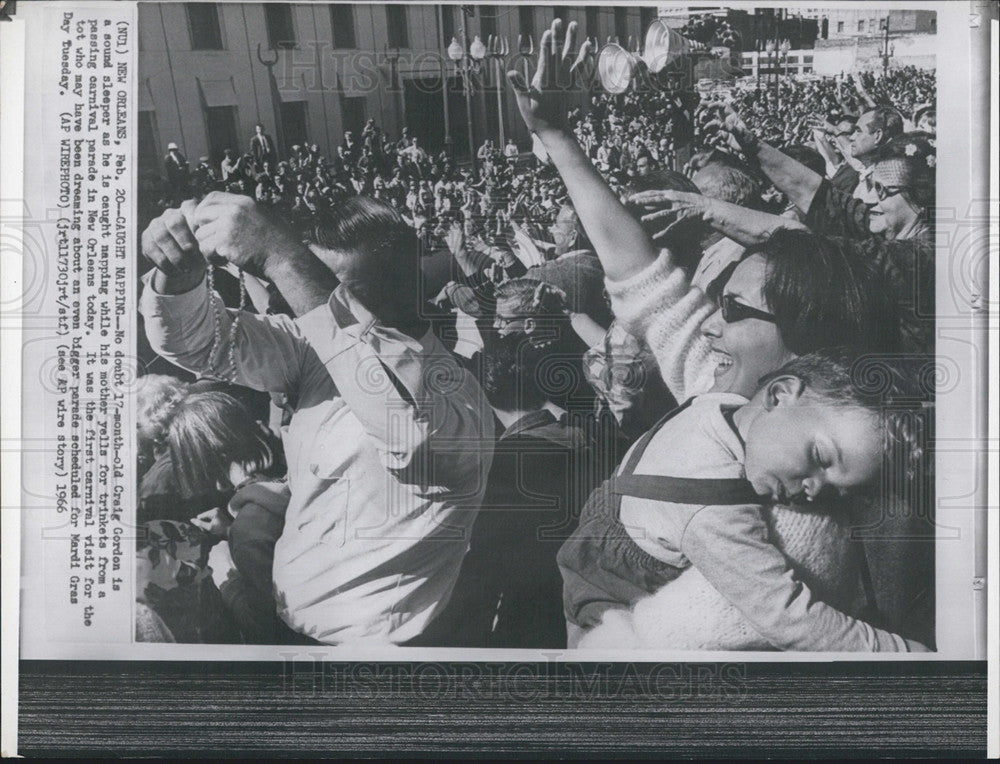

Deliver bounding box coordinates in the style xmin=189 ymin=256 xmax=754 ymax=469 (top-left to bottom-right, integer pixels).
xmin=760 ymin=348 xmax=930 ymax=484
xmin=136 ymin=374 xmax=190 ymax=456
xmin=166 ymin=391 xmax=282 ymax=498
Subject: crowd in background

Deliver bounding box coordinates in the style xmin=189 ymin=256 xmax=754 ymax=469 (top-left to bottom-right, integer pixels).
xmin=136 ymin=29 xmax=939 ymax=653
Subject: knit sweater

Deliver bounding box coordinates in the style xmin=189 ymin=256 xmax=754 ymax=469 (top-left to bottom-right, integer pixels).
xmin=604 ymin=249 xmax=717 ymax=403
xmin=578 ymin=503 xmax=868 ymax=650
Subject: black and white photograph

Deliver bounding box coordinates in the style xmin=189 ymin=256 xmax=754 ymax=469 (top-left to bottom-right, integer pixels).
xmin=128 ymin=2 xmax=951 ymax=652
xmin=1 ymin=0 xmax=995 ymax=756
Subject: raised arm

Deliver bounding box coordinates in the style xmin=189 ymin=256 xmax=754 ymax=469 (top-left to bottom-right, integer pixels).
xmin=139 ymin=202 xmax=315 ymax=394
xmin=184 ymin=194 xmax=494 ymax=494
xmin=506 ymin=20 xmax=659 ymax=282
xmin=726 ymin=116 xmax=824 ymax=214
xmin=629 ymin=189 xmax=807 ymax=249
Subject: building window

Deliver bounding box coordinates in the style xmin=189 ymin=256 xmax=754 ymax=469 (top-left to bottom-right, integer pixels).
xmin=585 ymin=7 xmax=599 ymax=39
xmin=264 ymin=4 xmax=296 ymax=49
xmin=837 ymin=21 xmax=844 ymax=33
xmin=204 ymin=105 xmax=239 ymax=164
xmin=330 ymin=4 xmax=356 ymax=49
xmin=614 ymin=8 xmax=628 ymax=44
xmin=386 ymin=5 xmax=409 ymax=48
xmin=858 ymin=20 xmax=865 ymax=33
xmin=341 ymin=96 xmax=367 ymax=138
xmin=186 ymin=3 xmax=223 ymax=50
xmin=519 ymin=7 xmax=535 ymax=39
xmin=279 ymin=101 xmax=309 ymax=156
xmin=929 ymin=16 xmax=936 ymax=30
xmin=479 ymin=6 xmax=496 ymax=42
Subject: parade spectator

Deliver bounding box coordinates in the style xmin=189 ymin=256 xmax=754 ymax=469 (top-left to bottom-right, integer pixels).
xmin=140 ymin=194 xmax=495 ymax=644
xmin=249 ymin=123 xmax=276 ymax=167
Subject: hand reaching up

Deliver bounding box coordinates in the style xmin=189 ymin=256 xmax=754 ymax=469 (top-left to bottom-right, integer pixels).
xmin=506 ymin=19 xmax=593 ymax=138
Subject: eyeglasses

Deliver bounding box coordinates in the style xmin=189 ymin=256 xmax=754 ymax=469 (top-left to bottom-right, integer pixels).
xmin=864 ymin=174 xmax=904 ymax=201
xmin=716 ymin=293 xmax=777 ymax=324
xmin=493 ymin=314 xmax=528 ymax=330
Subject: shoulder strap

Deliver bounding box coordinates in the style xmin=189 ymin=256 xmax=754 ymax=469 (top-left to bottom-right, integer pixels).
xmin=612 ymin=474 xmax=760 ymax=506
xmin=620 ymin=397 xmax=695 ymax=474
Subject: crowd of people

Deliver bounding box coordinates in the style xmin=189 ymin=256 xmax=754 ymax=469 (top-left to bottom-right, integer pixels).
xmin=135 ymin=18 xmax=937 ymax=652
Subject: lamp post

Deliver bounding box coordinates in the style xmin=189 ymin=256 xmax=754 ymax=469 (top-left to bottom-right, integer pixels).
xmin=881 ymin=16 xmax=893 ymax=76
xmin=384 ymin=44 xmax=403 ymax=138
xmin=437 ymin=6 xmax=452 ymax=159
xmin=780 ymin=38 xmax=791 ymax=81
xmin=756 ymin=39 xmax=762 ymax=90
xmin=765 ymin=39 xmax=776 ymax=101
xmin=486 ymin=35 xmax=509 ymax=147
xmin=447 ymin=24 xmax=486 ymax=173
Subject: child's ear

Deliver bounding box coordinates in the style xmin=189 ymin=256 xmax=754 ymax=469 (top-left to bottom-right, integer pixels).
xmin=763 ymin=375 xmax=805 ymax=411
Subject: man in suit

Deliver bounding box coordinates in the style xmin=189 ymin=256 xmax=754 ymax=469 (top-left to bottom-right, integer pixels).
xmin=249 ymin=123 xmax=276 ymax=168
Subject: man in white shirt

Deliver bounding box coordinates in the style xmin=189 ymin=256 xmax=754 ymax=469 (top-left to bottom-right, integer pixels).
xmin=139 ymin=193 xmax=494 ymax=644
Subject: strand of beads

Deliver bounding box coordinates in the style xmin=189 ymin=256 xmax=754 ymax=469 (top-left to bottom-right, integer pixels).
xmin=205 ymin=262 xmax=225 ymax=373
xmin=204 ymin=261 xmax=248 ymax=385
xmin=227 ymin=268 xmax=247 ymax=383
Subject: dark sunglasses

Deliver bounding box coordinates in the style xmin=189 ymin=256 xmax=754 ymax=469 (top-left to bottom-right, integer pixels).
xmin=716 ymin=293 xmax=777 ymax=324
xmin=864 ymin=174 xmax=905 ymax=201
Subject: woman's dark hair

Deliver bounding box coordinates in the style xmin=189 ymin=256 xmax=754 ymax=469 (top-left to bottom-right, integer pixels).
xmin=743 ymin=229 xmax=902 ymax=355
xmin=167 ymin=392 xmax=282 ymax=498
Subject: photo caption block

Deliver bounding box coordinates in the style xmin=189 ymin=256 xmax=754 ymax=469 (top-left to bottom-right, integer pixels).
xmin=20 ymin=2 xmax=136 ymax=652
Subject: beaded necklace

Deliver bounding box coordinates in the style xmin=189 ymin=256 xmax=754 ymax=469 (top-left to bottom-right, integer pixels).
xmin=204 ymin=261 xmax=247 ymax=384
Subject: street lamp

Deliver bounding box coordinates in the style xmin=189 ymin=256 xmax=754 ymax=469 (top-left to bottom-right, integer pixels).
xmin=447 ymin=28 xmax=486 ymax=173
xmin=780 ymin=38 xmax=791 ymax=80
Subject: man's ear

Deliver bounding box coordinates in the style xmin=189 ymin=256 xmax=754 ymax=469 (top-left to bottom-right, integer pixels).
xmin=763 ymin=374 xmax=805 ymax=411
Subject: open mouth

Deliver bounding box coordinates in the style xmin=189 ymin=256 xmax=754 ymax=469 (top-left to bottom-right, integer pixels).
xmin=712 ymin=349 xmax=733 ymax=374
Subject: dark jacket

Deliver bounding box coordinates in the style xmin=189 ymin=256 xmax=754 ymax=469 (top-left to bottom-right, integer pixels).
xmin=419 ymin=410 xmax=593 ymax=648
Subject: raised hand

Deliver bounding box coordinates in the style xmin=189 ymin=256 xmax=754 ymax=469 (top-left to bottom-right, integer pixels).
xmin=191 ymin=191 xmax=304 ymax=277
xmin=506 ymin=19 xmax=592 ymax=138
xmin=628 ymin=189 xmax=712 ymax=242
xmin=141 ymin=199 xmax=205 ymax=293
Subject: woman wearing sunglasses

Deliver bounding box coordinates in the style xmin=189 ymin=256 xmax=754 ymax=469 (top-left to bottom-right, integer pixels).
xmin=507 ymin=20 xmax=932 ymax=648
